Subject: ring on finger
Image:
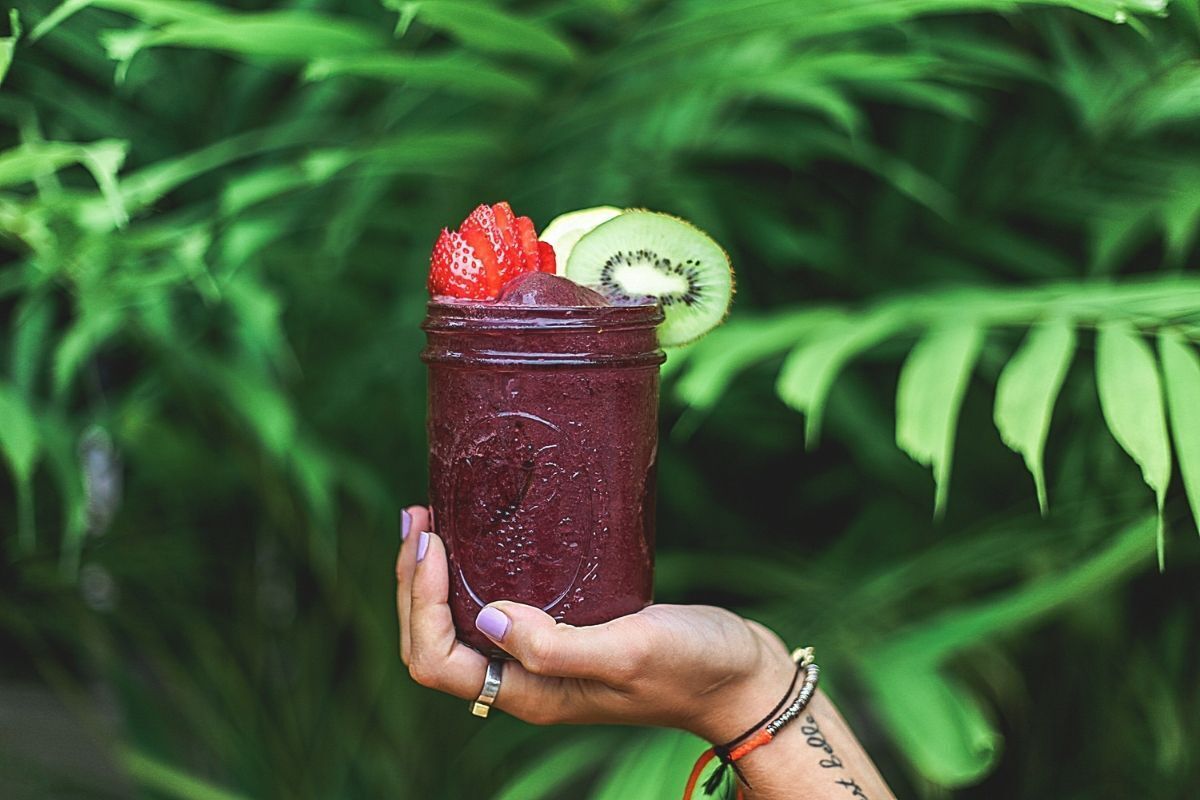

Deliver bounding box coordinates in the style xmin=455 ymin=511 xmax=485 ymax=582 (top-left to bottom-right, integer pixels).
xmin=471 ymin=658 xmax=505 ymax=718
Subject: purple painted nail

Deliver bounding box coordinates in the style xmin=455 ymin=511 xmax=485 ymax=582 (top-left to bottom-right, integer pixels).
xmin=475 ymin=606 xmax=510 ymax=641
xmin=416 ymin=531 xmax=430 ymax=563
xmin=401 ymin=510 xmax=412 ymax=541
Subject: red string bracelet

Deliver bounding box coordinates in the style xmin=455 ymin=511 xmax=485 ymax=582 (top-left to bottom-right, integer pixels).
xmin=682 ymin=648 xmax=819 ymax=800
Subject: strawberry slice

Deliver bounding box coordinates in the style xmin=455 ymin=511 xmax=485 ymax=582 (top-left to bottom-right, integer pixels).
xmin=462 ymin=204 xmax=522 ymax=286
xmin=537 ymin=241 xmax=557 ymax=274
xmin=492 ymin=203 xmax=525 ymax=282
xmin=515 ymin=216 xmax=540 ymax=272
xmin=492 ymin=202 xmax=518 ymax=249
xmin=460 ymin=226 xmax=502 ymax=295
xmin=429 ymin=228 xmax=490 ymax=299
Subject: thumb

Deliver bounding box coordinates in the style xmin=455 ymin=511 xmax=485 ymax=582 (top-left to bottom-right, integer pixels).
xmin=474 ymin=601 xmax=640 ymax=683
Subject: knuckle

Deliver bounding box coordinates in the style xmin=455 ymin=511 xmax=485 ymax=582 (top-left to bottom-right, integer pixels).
xmin=407 ymin=657 xmax=439 ymax=689
xmin=520 ymin=634 xmax=556 ymax=676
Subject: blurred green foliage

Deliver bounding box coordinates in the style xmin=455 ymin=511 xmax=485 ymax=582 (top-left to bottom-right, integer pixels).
xmin=2 ymin=0 xmax=1200 ymax=797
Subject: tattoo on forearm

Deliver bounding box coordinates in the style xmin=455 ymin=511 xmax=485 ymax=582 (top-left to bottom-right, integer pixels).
xmin=801 ymin=714 xmax=869 ymax=798
xmin=835 ymin=778 xmax=869 ymax=798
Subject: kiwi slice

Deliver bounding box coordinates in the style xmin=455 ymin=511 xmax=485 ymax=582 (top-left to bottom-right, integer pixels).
xmin=565 ymin=210 xmax=733 ymax=346
xmin=539 ymin=206 xmax=622 ymax=271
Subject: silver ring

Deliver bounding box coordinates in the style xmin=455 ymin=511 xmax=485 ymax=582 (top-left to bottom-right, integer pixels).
xmin=471 ymin=658 xmax=505 ymax=718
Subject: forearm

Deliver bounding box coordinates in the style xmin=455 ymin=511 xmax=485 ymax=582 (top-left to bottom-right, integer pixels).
xmin=737 ymin=691 xmax=895 ymax=800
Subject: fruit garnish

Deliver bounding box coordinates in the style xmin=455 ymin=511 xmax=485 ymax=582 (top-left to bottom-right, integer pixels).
xmin=564 ymin=210 xmax=734 ymax=346
xmin=490 ymin=202 xmax=525 ymax=279
xmin=459 ymin=225 xmax=502 ymax=295
xmin=428 ymin=202 xmax=553 ymax=299
xmin=461 ymin=203 xmax=522 ymax=286
xmin=492 ymin=202 xmax=517 ymax=245
xmin=540 ymin=206 xmax=622 ymax=272
xmin=537 ymin=241 xmax=556 ymax=274
xmin=429 ymin=228 xmax=491 ymax=300
xmin=515 ymin=216 xmax=541 ymax=272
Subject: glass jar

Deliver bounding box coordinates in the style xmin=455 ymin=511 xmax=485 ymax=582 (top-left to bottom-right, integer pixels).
xmin=422 ymin=300 xmax=664 ymax=655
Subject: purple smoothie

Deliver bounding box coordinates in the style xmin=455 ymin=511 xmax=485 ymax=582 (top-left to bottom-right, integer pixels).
xmin=422 ymin=273 xmax=664 ymax=655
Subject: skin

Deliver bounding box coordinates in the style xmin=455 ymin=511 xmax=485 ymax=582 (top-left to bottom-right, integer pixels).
xmin=397 ymin=505 xmax=897 ymax=800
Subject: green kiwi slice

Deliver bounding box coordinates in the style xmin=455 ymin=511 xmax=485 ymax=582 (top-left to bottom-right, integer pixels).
xmin=565 ymin=210 xmax=734 ymax=346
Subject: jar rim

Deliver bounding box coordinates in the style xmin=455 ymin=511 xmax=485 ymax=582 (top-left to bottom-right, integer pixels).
xmin=422 ymin=298 xmax=664 ymax=332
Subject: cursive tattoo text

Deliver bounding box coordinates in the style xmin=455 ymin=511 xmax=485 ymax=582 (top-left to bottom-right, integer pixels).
xmin=801 ymin=715 xmax=869 ymax=798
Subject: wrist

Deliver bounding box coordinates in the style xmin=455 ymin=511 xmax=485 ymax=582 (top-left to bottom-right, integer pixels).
xmin=686 ymin=642 xmax=797 ymax=744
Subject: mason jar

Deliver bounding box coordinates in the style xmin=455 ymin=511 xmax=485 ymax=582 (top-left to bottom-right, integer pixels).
xmin=422 ymin=299 xmax=664 ymax=655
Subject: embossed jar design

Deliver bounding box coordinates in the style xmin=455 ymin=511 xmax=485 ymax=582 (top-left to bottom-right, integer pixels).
xmin=422 ymin=300 xmax=664 ymax=656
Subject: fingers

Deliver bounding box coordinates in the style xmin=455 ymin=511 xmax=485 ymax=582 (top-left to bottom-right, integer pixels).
xmin=396 ymin=505 xmax=430 ymax=665
xmin=403 ymin=532 xmax=573 ymax=723
xmin=474 ymin=601 xmax=653 ymax=685
xmin=405 ymin=530 xmax=492 ymax=695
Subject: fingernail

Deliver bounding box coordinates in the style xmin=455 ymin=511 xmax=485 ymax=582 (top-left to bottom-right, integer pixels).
xmin=475 ymin=606 xmax=510 ymax=641
xmin=401 ymin=510 xmax=412 ymax=541
xmin=416 ymin=532 xmax=430 ymax=563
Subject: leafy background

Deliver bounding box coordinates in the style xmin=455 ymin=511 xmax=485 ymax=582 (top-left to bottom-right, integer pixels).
xmin=2 ymin=0 xmax=1200 ymax=797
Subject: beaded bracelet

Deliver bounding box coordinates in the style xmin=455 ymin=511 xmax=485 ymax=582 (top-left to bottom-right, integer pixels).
xmin=682 ymin=647 xmax=821 ymax=800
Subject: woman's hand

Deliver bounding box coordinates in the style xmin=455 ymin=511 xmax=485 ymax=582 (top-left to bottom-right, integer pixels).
xmin=396 ymin=505 xmax=796 ymax=742
xmin=397 ymin=505 xmax=898 ymax=800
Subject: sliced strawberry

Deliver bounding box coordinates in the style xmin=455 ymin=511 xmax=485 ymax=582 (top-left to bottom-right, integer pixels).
xmin=429 ymin=228 xmax=490 ymax=299
xmin=515 ymin=216 xmax=540 ymax=272
xmin=492 ymin=202 xmax=517 ymax=248
xmin=461 ymin=204 xmax=498 ymax=237
xmin=537 ymin=240 xmax=557 ymax=274
xmin=462 ymin=204 xmax=523 ymax=287
xmin=459 ymin=226 xmax=502 ymax=296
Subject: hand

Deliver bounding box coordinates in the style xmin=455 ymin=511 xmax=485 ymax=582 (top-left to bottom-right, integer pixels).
xmin=396 ymin=505 xmax=797 ymax=741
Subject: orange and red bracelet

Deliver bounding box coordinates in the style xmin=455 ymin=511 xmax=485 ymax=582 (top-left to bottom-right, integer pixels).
xmin=682 ymin=648 xmax=820 ymax=800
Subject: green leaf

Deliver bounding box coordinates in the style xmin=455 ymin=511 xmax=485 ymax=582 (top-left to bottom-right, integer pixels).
xmin=861 ymin=514 xmax=1155 ymax=785
xmin=775 ymin=307 xmax=905 ymax=445
xmin=1095 ymin=320 xmax=1171 ymax=569
xmin=304 ymin=53 xmax=539 ymax=102
xmin=884 ymin=514 xmax=1156 ymax=661
xmin=993 ymin=318 xmax=1076 ymax=514
xmin=290 ymin=438 xmax=337 ymax=573
xmin=39 ymin=418 xmax=89 ymax=574
xmin=1159 ymin=330 xmax=1200 ymax=538
xmin=100 ymin=10 xmax=384 ymax=65
xmin=32 ymin=0 xmax=219 ymax=41
xmin=0 ymin=382 xmax=41 ymax=480
xmin=120 ymin=747 xmax=252 ymax=800
xmin=218 ymin=131 xmax=497 ymax=215
xmin=588 ymin=730 xmax=704 ymax=800
xmin=865 ymin=666 xmax=1000 ymax=787
xmin=0 ymin=10 xmax=20 ymax=87
xmin=0 ymin=139 xmax=125 ymax=187
xmin=54 ymin=308 xmax=123 ymax=398
xmin=0 ymin=140 xmax=129 ymax=227
xmin=387 ymin=0 xmax=575 ymax=64
xmin=896 ymin=322 xmax=984 ymax=517
xmin=675 ymin=310 xmax=839 ymax=410
xmin=0 ymin=380 xmax=41 ymax=551
xmin=210 ymin=363 xmax=296 ymax=457
xmin=77 ymin=122 xmax=322 ymax=226
xmin=492 ymin=734 xmax=610 ymax=800
xmin=11 ymin=292 xmax=55 ymax=397
xmin=219 ymin=164 xmax=327 ymax=217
